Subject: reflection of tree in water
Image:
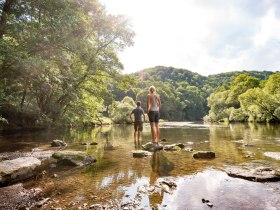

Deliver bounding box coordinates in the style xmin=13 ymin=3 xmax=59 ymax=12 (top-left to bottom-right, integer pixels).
xmin=149 ymin=151 xmax=174 ymax=209
xmin=103 ymin=131 xmax=114 ymax=151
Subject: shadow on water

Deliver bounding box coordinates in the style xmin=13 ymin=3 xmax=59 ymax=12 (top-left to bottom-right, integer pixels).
xmin=1 ymin=122 xmax=280 ymax=209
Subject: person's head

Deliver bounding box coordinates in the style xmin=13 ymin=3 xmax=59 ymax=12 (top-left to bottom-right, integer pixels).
xmin=136 ymin=101 xmax=141 ymax=107
xmin=149 ymin=85 xmax=156 ymax=93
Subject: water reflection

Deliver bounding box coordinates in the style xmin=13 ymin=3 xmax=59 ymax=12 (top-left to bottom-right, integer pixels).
xmin=1 ymin=122 xmax=280 ymax=209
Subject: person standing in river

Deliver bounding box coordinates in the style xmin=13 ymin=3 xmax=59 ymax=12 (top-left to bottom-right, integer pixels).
xmin=147 ymin=85 xmax=161 ymax=144
xmin=130 ymin=101 xmax=146 ymax=142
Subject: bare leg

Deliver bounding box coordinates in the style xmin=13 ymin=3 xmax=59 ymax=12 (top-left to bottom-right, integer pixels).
xmin=137 ymin=130 xmax=141 ymax=142
xmin=150 ymin=123 xmax=156 ymax=143
xmin=155 ymin=123 xmax=159 ymax=143
xmin=134 ymin=130 xmax=137 ymax=140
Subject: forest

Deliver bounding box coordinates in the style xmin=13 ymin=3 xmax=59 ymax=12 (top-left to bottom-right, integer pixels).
xmin=1 ymin=0 xmax=280 ymax=130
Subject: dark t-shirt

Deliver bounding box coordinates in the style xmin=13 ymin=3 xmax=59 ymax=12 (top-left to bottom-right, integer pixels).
xmin=131 ymin=107 xmax=145 ymax=121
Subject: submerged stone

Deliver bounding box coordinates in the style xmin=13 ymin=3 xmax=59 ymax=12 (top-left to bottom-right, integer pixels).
xmin=193 ymin=151 xmax=215 ymax=159
xmin=52 ymin=150 xmax=96 ymax=166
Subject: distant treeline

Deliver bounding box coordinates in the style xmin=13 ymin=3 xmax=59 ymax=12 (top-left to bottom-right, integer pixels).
xmin=112 ymin=66 xmax=279 ymax=123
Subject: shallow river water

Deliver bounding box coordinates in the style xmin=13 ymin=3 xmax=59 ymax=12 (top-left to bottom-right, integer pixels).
xmin=1 ymin=122 xmax=280 ymax=210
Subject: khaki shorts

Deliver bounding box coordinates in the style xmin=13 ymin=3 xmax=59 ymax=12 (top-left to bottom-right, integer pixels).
xmin=134 ymin=121 xmax=143 ymax=131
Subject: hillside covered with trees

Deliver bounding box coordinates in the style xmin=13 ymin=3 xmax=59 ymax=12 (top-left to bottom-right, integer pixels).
xmin=111 ymin=66 xmax=278 ymax=123
xmin=1 ymin=1 xmax=279 ymax=130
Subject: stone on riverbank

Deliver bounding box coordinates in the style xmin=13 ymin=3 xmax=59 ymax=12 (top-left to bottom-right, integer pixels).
xmin=52 ymin=150 xmax=96 ymax=166
xmin=226 ymin=166 xmax=280 ymax=182
xmin=132 ymin=150 xmax=152 ymax=158
xmin=0 ymin=183 xmax=41 ymax=210
xmin=142 ymin=142 xmax=163 ymax=152
xmin=0 ymin=157 xmax=41 ymax=185
xmin=51 ymin=139 xmax=67 ymax=147
xmin=193 ymin=151 xmax=215 ymax=159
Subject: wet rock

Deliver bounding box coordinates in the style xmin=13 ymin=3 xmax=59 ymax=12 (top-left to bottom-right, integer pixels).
xmin=155 ymin=177 xmax=177 ymax=194
xmin=184 ymin=147 xmax=193 ymax=152
xmin=244 ymin=151 xmax=255 ymax=159
xmin=163 ymin=143 xmax=185 ymax=151
xmin=52 ymin=150 xmax=97 ymax=167
xmin=264 ymin=152 xmax=280 ymax=160
xmin=51 ymin=139 xmax=67 ymax=147
xmin=132 ymin=150 xmax=152 ymax=158
xmin=36 ymin=197 xmax=50 ymax=207
xmin=142 ymin=142 xmax=163 ymax=152
xmin=202 ymin=198 xmax=213 ymax=207
xmin=0 ymin=151 xmax=53 ymax=162
xmin=0 ymin=157 xmax=41 ymax=185
xmin=81 ymin=142 xmax=98 ymax=146
xmin=89 ymin=204 xmax=103 ymax=209
xmin=226 ymin=166 xmax=280 ymax=182
xmin=244 ymin=144 xmax=254 ymax=147
xmin=0 ymin=183 xmax=41 ymax=210
xmin=193 ymin=151 xmax=215 ymax=159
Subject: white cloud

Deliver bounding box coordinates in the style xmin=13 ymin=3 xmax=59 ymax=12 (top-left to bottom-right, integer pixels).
xmin=100 ymin=0 xmax=280 ymax=75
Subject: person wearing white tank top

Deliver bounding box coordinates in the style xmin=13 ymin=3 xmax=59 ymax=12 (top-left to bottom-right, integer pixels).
xmin=147 ymin=86 xmax=161 ymax=144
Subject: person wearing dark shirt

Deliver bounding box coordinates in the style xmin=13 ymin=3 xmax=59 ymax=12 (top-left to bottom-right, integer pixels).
xmin=130 ymin=101 xmax=146 ymax=141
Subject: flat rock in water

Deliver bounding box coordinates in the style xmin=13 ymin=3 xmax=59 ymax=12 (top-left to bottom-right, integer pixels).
xmin=0 ymin=151 xmax=53 ymax=162
xmin=0 ymin=157 xmax=41 ymax=185
xmin=226 ymin=166 xmax=280 ymax=182
xmin=52 ymin=150 xmax=96 ymax=166
xmin=142 ymin=142 xmax=163 ymax=152
xmin=132 ymin=150 xmax=152 ymax=158
xmin=264 ymin=152 xmax=280 ymax=160
xmin=0 ymin=183 xmax=41 ymax=210
xmin=164 ymin=143 xmax=185 ymax=151
xmin=193 ymin=151 xmax=215 ymax=159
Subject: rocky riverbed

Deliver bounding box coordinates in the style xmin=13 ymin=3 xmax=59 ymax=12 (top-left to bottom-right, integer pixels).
xmin=1 ymin=123 xmax=280 ymax=209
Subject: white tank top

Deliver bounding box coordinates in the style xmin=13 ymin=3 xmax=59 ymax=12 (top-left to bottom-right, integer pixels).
xmin=150 ymin=95 xmax=159 ymax=111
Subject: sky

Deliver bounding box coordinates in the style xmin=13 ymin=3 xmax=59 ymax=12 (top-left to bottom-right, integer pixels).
xmin=100 ymin=0 xmax=280 ymax=76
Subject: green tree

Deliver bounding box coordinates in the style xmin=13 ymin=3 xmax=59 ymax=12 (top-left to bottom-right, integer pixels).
xmin=0 ymin=0 xmax=135 ymax=127
xmin=226 ymin=73 xmax=260 ymax=108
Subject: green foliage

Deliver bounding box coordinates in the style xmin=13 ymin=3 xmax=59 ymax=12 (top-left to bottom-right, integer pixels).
xmin=109 ymin=96 xmax=136 ymax=124
xmin=206 ymin=71 xmax=280 ymax=123
xmin=0 ymin=0 xmax=135 ymax=128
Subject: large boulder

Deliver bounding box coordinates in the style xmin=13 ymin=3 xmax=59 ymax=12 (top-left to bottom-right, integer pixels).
xmin=193 ymin=151 xmax=215 ymax=159
xmin=0 ymin=157 xmax=41 ymax=185
xmin=142 ymin=142 xmax=163 ymax=152
xmin=226 ymin=166 xmax=280 ymax=182
xmin=52 ymin=150 xmax=96 ymax=167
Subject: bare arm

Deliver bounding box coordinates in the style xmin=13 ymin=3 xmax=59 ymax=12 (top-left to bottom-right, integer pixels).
xmin=157 ymin=96 xmax=161 ymax=109
xmin=146 ymin=95 xmax=150 ymax=113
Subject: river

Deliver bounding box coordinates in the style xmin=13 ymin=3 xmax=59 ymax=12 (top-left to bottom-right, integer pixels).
xmin=1 ymin=122 xmax=280 ymax=209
